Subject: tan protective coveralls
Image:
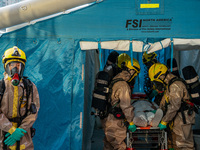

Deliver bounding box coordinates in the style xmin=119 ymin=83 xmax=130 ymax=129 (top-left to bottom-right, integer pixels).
xmin=0 ymin=73 xmax=40 ymax=150
xmin=160 ymin=73 xmax=195 ymax=150
xmin=103 ymin=71 xmax=134 ymax=150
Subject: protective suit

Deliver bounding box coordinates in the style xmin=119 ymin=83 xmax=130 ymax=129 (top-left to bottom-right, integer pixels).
xmin=0 ymin=46 xmax=40 ymax=150
xmin=103 ymin=53 xmax=140 ymax=150
xmin=149 ymin=63 xmax=195 ymax=150
xmin=103 ymin=71 xmax=133 ymax=150
xmin=160 ymin=73 xmax=195 ymax=150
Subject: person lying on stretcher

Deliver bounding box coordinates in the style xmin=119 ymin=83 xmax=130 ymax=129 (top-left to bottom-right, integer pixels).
xmin=132 ymin=99 xmax=163 ymax=127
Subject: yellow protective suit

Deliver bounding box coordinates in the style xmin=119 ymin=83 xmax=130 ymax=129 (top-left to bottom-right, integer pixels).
xmin=0 ymin=73 xmax=40 ymax=150
xmin=103 ymin=70 xmax=134 ymax=150
xmin=160 ymin=73 xmax=195 ymax=150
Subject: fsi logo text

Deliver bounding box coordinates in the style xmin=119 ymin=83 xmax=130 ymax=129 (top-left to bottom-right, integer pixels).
xmin=126 ymin=19 xmax=142 ymax=28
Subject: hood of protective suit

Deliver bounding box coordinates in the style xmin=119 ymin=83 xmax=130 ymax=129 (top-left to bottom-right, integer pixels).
xmin=110 ymin=70 xmax=134 ymax=123
xmin=103 ymin=69 xmax=134 ymax=149
xmin=0 ymin=72 xmax=40 ymax=150
xmin=159 ymin=72 xmax=195 ymax=149
xmin=164 ymin=73 xmax=177 ymax=85
xmin=113 ymin=70 xmax=131 ymax=82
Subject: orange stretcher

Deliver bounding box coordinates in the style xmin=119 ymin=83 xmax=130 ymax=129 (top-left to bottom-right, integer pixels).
xmin=126 ymin=126 xmax=168 ymax=150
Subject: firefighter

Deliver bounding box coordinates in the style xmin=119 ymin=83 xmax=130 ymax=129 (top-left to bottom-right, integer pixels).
xmin=103 ymin=53 xmax=140 ymax=150
xmin=0 ymin=46 xmax=40 ymax=150
xmin=149 ymin=63 xmax=195 ymax=150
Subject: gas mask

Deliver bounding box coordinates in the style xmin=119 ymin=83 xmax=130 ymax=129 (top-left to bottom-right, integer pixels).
xmin=129 ymin=77 xmax=136 ymax=87
xmin=11 ymin=67 xmax=20 ymax=86
xmin=152 ymin=81 xmax=166 ymax=93
xmin=5 ymin=61 xmax=25 ymax=86
xmin=127 ymin=70 xmax=138 ymax=92
xmin=128 ymin=77 xmax=136 ymax=93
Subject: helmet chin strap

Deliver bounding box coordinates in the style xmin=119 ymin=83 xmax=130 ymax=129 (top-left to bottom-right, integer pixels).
xmin=128 ymin=70 xmax=137 ymax=82
xmin=156 ymin=73 xmax=168 ymax=93
xmin=128 ymin=75 xmax=134 ymax=82
xmin=158 ymin=72 xmax=168 ymax=85
xmin=122 ymin=66 xmax=137 ymax=83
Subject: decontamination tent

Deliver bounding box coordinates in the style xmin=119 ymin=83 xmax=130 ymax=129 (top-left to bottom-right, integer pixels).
xmin=0 ymin=0 xmax=200 ymax=149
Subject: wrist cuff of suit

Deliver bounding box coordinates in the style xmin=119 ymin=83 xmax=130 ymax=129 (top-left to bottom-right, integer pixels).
xmin=161 ymin=121 xmax=168 ymax=126
xmin=129 ymin=122 xmax=134 ymax=125
xmin=8 ymin=126 xmax=16 ymax=134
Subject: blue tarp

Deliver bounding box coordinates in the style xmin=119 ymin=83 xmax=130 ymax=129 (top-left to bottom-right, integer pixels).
xmin=0 ymin=0 xmax=200 ymax=149
xmin=0 ymin=39 xmax=85 ymax=150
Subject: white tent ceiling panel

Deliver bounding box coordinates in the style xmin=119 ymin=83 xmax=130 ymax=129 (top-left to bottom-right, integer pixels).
xmin=132 ymin=41 xmax=144 ymax=52
xmin=80 ymin=40 xmax=142 ymax=51
xmin=173 ymin=39 xmax=200 ymax=51
xmin=101 ymin=40 xmax=129 ymax=51
xmin=147 ymin=38 xmax=171 ymax=53
xmin=80 ymin=38 xmax=200 ymax=52
xmin=80 ymin=41 xmax=98 ymax=50
xmin=80 ymin=40 xmax=130 ymax=51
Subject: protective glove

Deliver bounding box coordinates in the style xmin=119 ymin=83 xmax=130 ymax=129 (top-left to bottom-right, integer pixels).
xmin=128 ymin=122 xmax=137 ymax=132
xmin=4 ymin=128 xmax=27 ymax=146
xmin=11 ymin=128 xmax=27 ymax=140
xmin=158 ymin=121 xmax=167 ymax=130
xmin=4 ymin=133 xmax=16 ymax=146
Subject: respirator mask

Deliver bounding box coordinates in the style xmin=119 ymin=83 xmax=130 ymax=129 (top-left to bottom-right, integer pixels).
xmin=5 ymin=61 xmax=25 ymax=86
xmin=152 ymin=81 xmax=166 ymax=93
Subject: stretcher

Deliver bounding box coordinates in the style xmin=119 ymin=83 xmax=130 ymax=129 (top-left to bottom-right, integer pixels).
xmin=126 ymin=126 xmax=168 ymax=150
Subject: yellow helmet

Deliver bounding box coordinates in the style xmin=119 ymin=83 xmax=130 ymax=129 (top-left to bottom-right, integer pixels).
xmin=148 ymin=63 xmax=168 ymax=83
xmin=117 ymin=53 xmax=140 ymax=72
xmin=2 ymin=46 xmax=26 ymax=78
xmin=117 ymin=53 xmax=130 ymax=68
xmin=2 ymin=46 xmax=26 ymax=66
xmin=117 ymin=53 xmax=140 ymax=82
xmin=142 ymin=51 xmax=157 ymax=65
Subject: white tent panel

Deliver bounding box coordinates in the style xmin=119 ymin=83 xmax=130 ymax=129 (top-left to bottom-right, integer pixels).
xmin=132 ymin=41 xmax=144 ymax=52
xmin=80 ymin=40 xmax=142 ymax=51
xmin=80 ymin=41 xmax=98 ymax=50
xmin=80 ymin=38 xmax=200 ymax=52
xmin=147 ymin=38 xmax=171 ymax=53
xmin=101 ymin=40 xmax=130 ymax=51
xmin=80 ymin=40 xmax=130 ymax=51
xmin=173 ymin=39 xmax=200 ymax=51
